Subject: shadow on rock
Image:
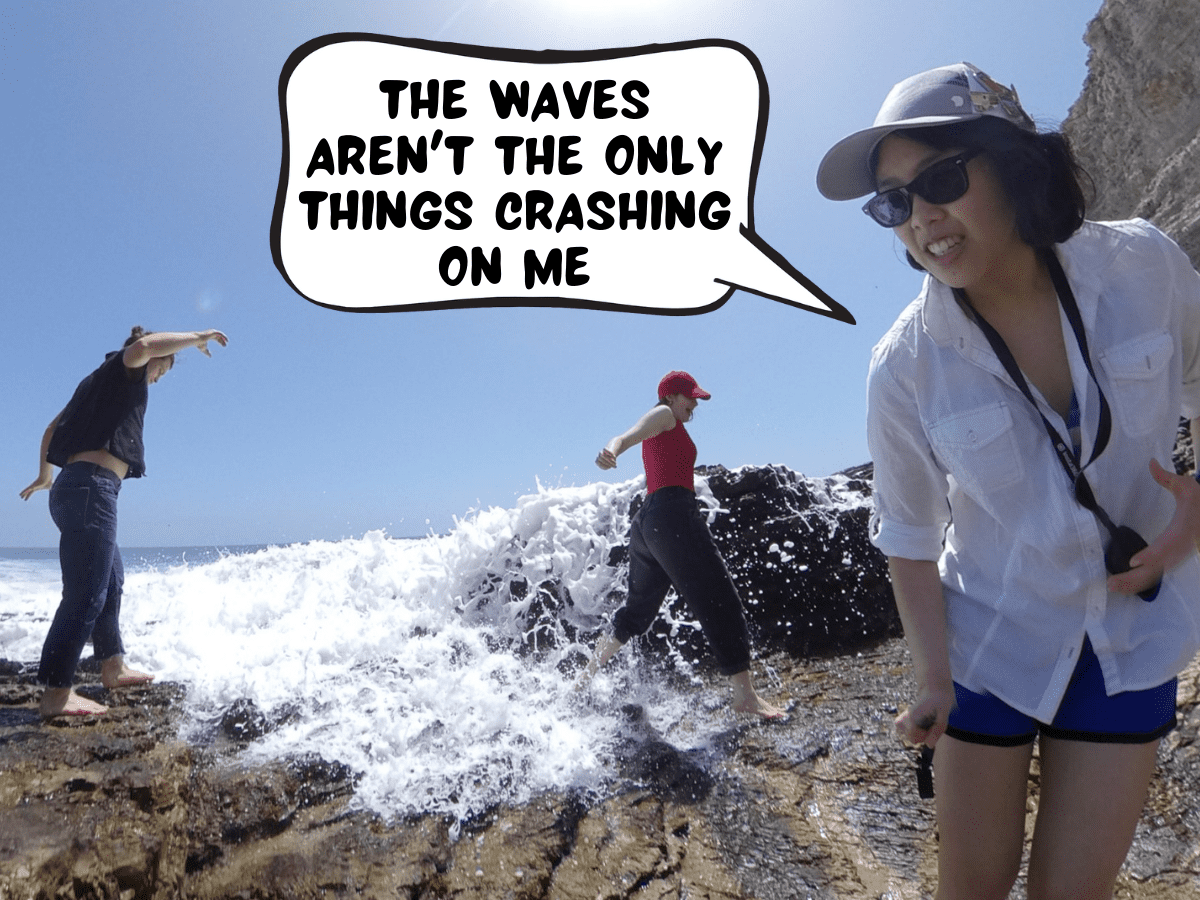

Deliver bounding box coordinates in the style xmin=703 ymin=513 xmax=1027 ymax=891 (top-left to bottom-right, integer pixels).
xmin=611 ymin=703 xmax=716 ymax=804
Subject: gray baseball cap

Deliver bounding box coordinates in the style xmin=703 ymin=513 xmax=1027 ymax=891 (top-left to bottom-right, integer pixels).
xmin=816 ymin=62 xmax=1036 ymax=201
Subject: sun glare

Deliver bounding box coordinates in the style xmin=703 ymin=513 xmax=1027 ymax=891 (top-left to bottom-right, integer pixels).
xmin=533 ymin=0 xmax=691 ymax=17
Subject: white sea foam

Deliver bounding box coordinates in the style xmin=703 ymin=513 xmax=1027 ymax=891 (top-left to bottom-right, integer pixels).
xmin=0 ymin=475 xmax=751 ymax=826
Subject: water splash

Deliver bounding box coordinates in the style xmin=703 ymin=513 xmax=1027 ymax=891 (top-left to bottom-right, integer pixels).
xmin=0 ymin=466 xmax=877 ymax=826
xmin=1 ymin=476 xmax=747 ymax=825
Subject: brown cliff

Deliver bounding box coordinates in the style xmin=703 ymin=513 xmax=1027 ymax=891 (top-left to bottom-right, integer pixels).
xmin=1063 ymin=0 xmax=1200 ymax=262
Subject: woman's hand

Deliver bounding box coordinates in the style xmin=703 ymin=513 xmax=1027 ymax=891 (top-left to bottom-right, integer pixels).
xmin=895 ymin=682 xmax=954 ymax=748
xmin=19 ymin=471 xmax=54 ymax=501
xmin=595 ymin=448 xmax=617 ymax=470
xmin=1107 ymin=458 xmax=1200 ymax=596
xmin=22 ymin=416 xmax=60 ymax=501
xmin=193 ymin=330 xmax=229 ymax=357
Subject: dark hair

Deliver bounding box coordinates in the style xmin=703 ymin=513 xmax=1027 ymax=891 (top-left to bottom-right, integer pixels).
xmin=657 ymin=395 xmax=695 ymax=418
xmin=875 ymin=118 xmax=1092 ymax=271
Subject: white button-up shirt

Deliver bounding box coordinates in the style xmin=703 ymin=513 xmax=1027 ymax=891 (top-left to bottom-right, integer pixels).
xmin=868 ymin=219 xmax=1200 ymax=722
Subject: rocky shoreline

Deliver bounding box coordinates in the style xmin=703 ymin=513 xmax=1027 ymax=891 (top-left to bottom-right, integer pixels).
xmin=3 ymin=634 xmax=1200 ymax=899
xmin=5 ymin=448 xmax=1200 ymax=898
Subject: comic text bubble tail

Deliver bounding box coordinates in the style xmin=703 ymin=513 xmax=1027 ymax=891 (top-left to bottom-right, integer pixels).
xmin=715 ymin=225 xmax=854 ymax=324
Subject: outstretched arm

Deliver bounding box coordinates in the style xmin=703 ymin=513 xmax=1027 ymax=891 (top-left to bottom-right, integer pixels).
xmin=20 ymin=413 xmax=61 ymax=500
xmin=889 ymin=556 xmax=955 ymax=748
xmin=595 ymin=405 xmax=675 ymax=470
xmin=1107 ymin=418 xmax=1200 ymax=596
xmin=122 ymin=330 xmax=228 ymax=368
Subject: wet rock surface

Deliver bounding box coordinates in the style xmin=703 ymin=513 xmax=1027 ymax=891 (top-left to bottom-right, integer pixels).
xmin=5 ymin=456 xmax=1200 ymax=898
xmin=3 ymin=635 xmax=1200 ymax=899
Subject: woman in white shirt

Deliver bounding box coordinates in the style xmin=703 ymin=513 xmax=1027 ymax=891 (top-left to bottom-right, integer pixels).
xmin=817 ymin=62 xmax=1200 ymax=899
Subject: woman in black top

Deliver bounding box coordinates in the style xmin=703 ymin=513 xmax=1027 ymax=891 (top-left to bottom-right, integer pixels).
xmin=20 ymin=326 xmax=227 ymax=718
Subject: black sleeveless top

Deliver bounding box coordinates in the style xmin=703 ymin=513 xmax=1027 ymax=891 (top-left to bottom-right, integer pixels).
xmin=47 ymin=350 xmax=149 ymax=478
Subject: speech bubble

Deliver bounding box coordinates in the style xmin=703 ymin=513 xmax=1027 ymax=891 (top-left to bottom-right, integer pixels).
xmin=271 ymin=35 xmax=853 ymax=323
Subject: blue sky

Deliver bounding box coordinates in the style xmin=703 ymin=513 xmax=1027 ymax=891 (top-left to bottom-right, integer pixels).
xmin=3 ymin=0 xmax=1105 ymax=547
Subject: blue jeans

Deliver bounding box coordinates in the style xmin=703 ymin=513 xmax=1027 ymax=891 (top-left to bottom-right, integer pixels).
xmin=39 ymin=462 xmax=126 ymax=688
xmin=612 ymin=486 xmax=752 ymax=676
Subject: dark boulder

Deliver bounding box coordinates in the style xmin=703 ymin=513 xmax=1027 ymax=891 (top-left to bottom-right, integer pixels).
xmin=627 ymin=463 xmax=898 ymax=664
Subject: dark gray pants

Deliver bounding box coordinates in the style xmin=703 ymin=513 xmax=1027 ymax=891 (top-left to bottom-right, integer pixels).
xmin=612 ymin=486 xmax=752 ymax=675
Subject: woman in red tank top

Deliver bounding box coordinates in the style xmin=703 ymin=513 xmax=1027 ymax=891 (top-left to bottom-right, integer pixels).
xmin=581 ymin=371 xmax=784 ymax=719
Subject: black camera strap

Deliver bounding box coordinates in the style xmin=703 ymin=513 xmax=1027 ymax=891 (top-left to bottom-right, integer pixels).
xmin=952 ymin=250 xmax=1119 ymax=537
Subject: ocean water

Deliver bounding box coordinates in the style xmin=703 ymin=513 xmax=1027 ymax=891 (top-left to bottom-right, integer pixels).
xmin=0 ymin=475 xmax=752 ymax=829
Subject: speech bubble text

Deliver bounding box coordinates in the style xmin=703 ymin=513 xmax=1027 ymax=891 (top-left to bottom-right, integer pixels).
xmin=271 ymin=36 xmax=852 ymax=322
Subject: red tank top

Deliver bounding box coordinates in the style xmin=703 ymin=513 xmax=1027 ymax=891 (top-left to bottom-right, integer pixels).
xmin=642 ymin=417 xmax=696 ymax=493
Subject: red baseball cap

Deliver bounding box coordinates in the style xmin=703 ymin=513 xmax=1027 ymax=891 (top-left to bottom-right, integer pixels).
xmin=657 ymin=370 xmax=711 ymax=400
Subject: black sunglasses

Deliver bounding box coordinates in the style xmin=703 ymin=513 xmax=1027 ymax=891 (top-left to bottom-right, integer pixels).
xmin=863 ymin=149 xmax=982 ymax=227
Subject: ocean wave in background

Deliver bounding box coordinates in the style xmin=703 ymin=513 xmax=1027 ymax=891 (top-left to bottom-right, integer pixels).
xmin=0 ymin=476 xmax=746 ymax=828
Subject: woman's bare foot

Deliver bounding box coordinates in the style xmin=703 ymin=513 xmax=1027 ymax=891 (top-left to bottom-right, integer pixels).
xmin=40 ymin=687 xmax=108 ymax=719
xmin=733 ymin=694 xmax=788 ymax=720
xmin=100 ymin=655 xmax=155 ymax=689
xmin=573 ymin=634 xmax=625 ymax=692
xmin=729 ymin=670 xmax=787 ymax=720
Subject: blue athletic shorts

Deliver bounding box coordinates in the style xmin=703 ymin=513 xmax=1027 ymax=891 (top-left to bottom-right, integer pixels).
xmin=945 ymin=637 xmax=1177 ymax=746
